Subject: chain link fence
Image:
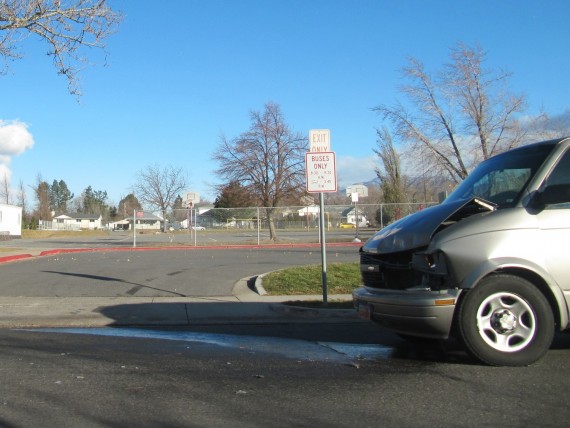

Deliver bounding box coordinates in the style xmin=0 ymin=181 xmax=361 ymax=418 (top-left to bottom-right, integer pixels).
xmin=170 ymin=203 xmax=436 ymax=231
xmin=30 ymin=202 xmax=437 ymax=247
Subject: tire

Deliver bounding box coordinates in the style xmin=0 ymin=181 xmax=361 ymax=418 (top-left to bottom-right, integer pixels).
xmin=458 ymin=274 xmax=554 ymax=366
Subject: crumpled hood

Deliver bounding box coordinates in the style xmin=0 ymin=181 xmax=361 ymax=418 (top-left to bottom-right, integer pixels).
xmin=362 ymin=199 xmax=480 ymax=254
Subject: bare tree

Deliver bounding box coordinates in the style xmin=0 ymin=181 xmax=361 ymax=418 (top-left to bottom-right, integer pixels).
xmin=374 ymin=43 xmax=531 ymax=184
xmin=0 ymin=0 xmax=122 ymax=96
xmin=132 ymin=165 xmax=188 ymax=232
xmin=527 ymin=108 xmax=570 ymax=139
xmin=0 ymin=171 xmax=9 ymax=203
xmin=213 ymin=102 xmax=307 ymax=241
xmin=374 ymin=128 xmax=407 ymax=203
xmin=16 ymin=179 xmax=25 ymax=205
xmin=373 ymin=128 xmax=409 ymax=224
xmin=16 ymin=179 xmax=26 ymax=216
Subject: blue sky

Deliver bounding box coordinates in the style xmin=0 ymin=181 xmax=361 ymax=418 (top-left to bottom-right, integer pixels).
xmin=1 ymin=0 xmax=569 ymax=207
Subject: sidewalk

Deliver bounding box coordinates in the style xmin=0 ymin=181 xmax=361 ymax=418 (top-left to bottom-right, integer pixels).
xmin=0 ymin=247 xmax=360 ymax=328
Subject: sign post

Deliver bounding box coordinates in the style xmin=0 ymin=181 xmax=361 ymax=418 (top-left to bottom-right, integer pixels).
xmin=133 ymin=210 xmax=144 ymax=248
xmin=347 ymin=184 xmax=368 ymax=242
xmin=306 ymin=129 xmax=336 ymax=305
xmin=184 ymin=192 xmax=200 ymax=246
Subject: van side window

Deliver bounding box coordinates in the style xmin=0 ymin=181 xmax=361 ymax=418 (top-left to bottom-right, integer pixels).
xmin=546 ymin=150 xmax=570 ymax=186
xmin=544 ymin=149 xmax=570 ymax=208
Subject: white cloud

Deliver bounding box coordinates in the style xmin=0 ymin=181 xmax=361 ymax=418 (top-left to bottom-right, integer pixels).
xmin=0 ymin=120 xmax=34 ymax=184
xmin=0 ymin=120 xmax=34 ymax=156
xmin=336 ymin=155 xmax=377 ymax=189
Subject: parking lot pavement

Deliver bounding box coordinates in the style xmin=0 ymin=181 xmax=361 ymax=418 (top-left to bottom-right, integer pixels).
xmin=0 ymin=247 xmax=358 ymax=328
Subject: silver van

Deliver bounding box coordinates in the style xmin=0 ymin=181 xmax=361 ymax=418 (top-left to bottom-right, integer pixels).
xmin=353 ymin=137 xmax=570 ymax=366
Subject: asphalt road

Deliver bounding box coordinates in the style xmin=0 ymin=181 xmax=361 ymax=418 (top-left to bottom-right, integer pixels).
xmin=1 ymin=325 xmax=570 ymax=427
xmin=1 ymin=242 xmax=570 ymax=426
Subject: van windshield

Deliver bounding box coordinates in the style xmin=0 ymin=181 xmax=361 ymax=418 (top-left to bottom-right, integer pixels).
xmin=445 ymin=143 xmax=555 ymax=208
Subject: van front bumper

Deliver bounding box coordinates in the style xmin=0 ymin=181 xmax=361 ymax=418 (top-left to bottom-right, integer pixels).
xmin=352 ymin=286 xmax=462 ymax=339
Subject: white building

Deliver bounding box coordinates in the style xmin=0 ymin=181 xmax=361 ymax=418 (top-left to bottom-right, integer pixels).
xmin=0 ymin=203 xmax=23 ymax=238
xmin=297 ymin=204 xmax=320 ymax=218
xmin=51 ymin=213 xmax=103 ymax=230
xmin=342 ymin=207 xmax=368 ymax=227
xmin=127 ymin=211 xmax=164 ymax=231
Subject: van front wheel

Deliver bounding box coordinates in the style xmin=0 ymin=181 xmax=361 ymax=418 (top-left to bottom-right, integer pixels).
xmin=458 ymin=274 xmax=554 ymax=366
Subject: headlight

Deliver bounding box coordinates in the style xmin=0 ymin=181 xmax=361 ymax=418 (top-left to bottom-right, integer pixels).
xmin=412 ymin=250 xmax=448 ymax=275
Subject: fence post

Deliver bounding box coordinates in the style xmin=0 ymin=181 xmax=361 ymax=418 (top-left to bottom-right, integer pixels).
xmin=257 ymin=207 xmax=260 ymax=246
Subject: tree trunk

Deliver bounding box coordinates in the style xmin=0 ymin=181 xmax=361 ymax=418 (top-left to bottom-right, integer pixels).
xmin=266 ymin=208 xmax=278 ymax=241
xmin=162 ymin=209 xmax=167 ymax=232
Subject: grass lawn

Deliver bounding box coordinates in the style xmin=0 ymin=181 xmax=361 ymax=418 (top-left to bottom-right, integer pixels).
xmin=261 ymin=262 xmax=361 ymax=295
xmin=21 ymin=230 xmax=111 ymax=239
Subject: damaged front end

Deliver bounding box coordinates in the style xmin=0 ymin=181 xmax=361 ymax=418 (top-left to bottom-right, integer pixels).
xmin=354 ymin=198 xmax=496 ymax=339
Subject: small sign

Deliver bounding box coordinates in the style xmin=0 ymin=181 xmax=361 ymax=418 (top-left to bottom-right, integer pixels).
xmin=309 ymin=129 xmax=331 ymax=152
xmin=306 ymin=152 xmax=337 ymax=193
xmin=136 ymin=210 xmax=144 ymax=218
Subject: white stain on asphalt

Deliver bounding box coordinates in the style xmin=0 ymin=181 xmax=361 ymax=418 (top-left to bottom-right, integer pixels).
xmin=29 ymin=328 xmax=395 ymax=363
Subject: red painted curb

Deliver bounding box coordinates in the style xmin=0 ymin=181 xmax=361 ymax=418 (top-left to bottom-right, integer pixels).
xmin=39 ymin=242 xmax=362 ymax=256
xmin=1 ymin=242 xmax=362 ymax=263
xmin=0 ymin=254 xmax=33 ymax=263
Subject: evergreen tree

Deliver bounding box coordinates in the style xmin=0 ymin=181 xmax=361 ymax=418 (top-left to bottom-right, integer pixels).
xmin=82 ymin=186 xmax=108 ymax=215
xmin=49 ymin=179 xmax=74 ymax=214
xmin=118 ymin=194 xmax=142 ymax=217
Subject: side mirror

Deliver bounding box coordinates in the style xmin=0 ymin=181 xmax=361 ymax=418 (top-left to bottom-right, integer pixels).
xmin=533 ymin=184 xmax=570 ymax=207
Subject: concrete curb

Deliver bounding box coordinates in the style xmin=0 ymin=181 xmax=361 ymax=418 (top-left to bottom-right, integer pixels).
xmin=254 ymin=274 xmax=268 ymax=296
xmin=0 ymin=241 xmax=362 ymax=264
xmin=0 ymin=253 xmax=34 ymax=263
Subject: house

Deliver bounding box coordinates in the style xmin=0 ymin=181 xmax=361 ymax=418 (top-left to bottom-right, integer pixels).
xmin=340 ymin=207 xmax=368 ymax=227
xmin=126 ymin=211 xmax=164 ymax=231
xmin=0 ymin=203 xmax=22 ymax=238
xmin=52 ymin=213 xmax=103 ymax=230
xmin=180 ymin=206 xmax=215 ymax=229
xmin=108 ymin=219 xmax=130 ymax=231
xmin=296 ymin=204 xmax=320 ymax=218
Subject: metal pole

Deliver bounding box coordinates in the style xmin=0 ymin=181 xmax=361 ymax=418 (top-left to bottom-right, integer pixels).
xmin=352 ymin=199 xmax=362 ymax=243
xmin=319 ymin=192 xmax=328 ymax=305
xmin=257 ymin=207 xmax=260 ymax=246
xmin=194 ymin=207 xmax=197 ymax=247
xmin=187 ymin=205 xmax=190 ymax=236
xmin=133 ymin=209 xmax=136 ymax=248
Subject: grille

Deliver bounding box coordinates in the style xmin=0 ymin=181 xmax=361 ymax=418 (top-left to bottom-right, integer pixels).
xmin=360 ymin=251 xmax=421 ymax=290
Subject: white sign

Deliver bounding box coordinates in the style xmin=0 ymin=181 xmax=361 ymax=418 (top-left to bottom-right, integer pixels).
xmin=306 ymin=152 xmax=337 ymax=193
xmin=309 ymin=129 xmax=331 ymax=152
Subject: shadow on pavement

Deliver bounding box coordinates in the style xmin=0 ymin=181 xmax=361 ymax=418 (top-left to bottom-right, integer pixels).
xmin=96 ymin=300 xmax=479 ymax=365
